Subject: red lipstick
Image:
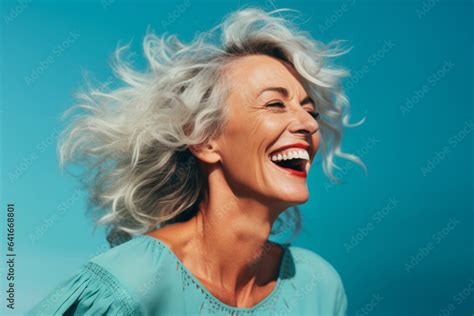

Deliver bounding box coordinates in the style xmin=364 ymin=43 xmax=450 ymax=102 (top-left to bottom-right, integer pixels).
xmin=272 ymin=162 xmax=307 ymax=178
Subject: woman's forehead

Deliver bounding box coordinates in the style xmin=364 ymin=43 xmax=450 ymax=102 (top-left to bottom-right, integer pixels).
xmin=225 ymin=55 xmax=307 ymax=99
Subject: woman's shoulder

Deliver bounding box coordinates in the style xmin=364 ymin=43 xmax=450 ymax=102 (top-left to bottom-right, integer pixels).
xmin=27 ymin=235 xmax=173 ymax=315
xmin=286 ymin=244 xmax=344 ymax=284
xmin=90 ymin=234 xmax=168 ymax=275
xmin=89 ymin=235 xmax=178 ymax=297
xmin=284 ymin=245 xmax=348 ymax=315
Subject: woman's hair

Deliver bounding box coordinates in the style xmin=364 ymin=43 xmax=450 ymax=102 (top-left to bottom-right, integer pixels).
xmin=59 ymin=7 xmax=367 ymax=247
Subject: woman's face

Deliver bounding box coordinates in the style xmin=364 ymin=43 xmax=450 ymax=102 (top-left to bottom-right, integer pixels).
xmin=214 ymin=54 xmax=320 ymax=210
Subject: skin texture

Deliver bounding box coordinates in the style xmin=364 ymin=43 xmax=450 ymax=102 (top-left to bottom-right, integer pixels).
xmin=146 ymin=54 xmax=320 ymax=308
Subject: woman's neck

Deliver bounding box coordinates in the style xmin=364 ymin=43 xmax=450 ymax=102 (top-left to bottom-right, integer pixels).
xmin=148 ymin=166 xmax=287 ymax=307
xmin=161 ymin=171 xmax=285 ymax=307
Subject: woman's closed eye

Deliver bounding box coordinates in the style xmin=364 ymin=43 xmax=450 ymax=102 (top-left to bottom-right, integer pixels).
xmin=266 ymin=101 xmax=286 ymax=108
xmin=266 ymin=101 xmax=320 ymax=120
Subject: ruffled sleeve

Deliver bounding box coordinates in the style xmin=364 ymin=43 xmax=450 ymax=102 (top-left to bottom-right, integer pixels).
xmin=27 ymin=262 xmax=140 ymax=316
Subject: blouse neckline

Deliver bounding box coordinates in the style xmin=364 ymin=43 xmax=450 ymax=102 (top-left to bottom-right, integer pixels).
xmin=136 ymin=234 xmax=290 ymax=312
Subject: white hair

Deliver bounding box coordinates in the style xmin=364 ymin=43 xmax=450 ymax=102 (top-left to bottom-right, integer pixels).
xmin=58 ymin=7 xmax=367 ymax=247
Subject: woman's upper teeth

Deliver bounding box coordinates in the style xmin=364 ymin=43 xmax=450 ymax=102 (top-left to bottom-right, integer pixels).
xmin=271 ymin=149 xmax=309 ymax=161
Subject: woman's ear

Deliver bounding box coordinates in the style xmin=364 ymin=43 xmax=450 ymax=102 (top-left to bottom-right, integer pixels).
xmin=189 ymin=140 xmax=221 ymax=164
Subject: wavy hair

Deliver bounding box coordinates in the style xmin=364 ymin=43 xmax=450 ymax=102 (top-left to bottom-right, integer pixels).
xmin=58 ymin=7 xmax=367 ymax=247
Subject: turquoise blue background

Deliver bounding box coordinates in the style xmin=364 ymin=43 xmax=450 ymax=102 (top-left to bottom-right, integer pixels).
xmin=1 ymin=0 xmax=472 ymax=315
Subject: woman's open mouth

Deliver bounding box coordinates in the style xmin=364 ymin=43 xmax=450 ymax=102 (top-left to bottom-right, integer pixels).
xmin=268 ymin=148 xmax=310 ymax=178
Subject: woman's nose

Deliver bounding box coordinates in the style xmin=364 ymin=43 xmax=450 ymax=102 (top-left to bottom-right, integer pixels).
xmin=288 ymin=106 xmax=319 ymax=136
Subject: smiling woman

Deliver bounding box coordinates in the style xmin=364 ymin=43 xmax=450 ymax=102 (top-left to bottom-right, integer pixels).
xmin=28 ymin=6 xmax=365 ymax=316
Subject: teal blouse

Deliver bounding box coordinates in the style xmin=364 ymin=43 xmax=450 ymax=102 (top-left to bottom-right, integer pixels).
xmin=28 ymin=235 xmax=348 ymax=315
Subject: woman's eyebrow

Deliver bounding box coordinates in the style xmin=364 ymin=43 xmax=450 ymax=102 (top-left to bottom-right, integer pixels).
xmin=257 ymin=86 xmax=315 ymax=106
xmin=257 ymin=86 xmax=289 ymax=98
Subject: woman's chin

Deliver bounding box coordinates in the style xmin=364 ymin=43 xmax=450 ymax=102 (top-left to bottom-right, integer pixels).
xmin=272 ymin=190 xmax=309 ymax=207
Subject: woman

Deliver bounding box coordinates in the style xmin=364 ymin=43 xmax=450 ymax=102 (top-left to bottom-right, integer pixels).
xmin=29 ymin=7 xmax=365 ymax=316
